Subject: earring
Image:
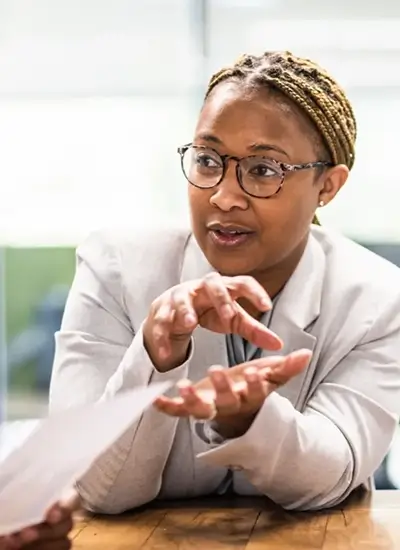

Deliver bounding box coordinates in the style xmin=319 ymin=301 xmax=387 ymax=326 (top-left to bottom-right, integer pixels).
xmin=318 ymin=200 xmax=324 ymax=207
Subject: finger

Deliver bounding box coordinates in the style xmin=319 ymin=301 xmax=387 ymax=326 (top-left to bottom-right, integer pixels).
xmin=3 ymin=534 xmax=23 ymax=549
xmin=24 ymin=538 xmax=71 ymax=550
xmin=46 ymin=492 xmax=80 ymax=525
xmin=19 ymin=518 xmax=73 ymax=545
xmin=232 ymin=305 xmax=283 ymax=350
xmin=201 ymin=273 xmax=236 ymax=323
xmin=228 ymin=355 xmax=286 ymax=380
xmin=261 ymin=349 xmax=312 ymax=385
xmin=208 ymin=367 xmax=241 ymax=415
xmin=153 ymin=395 xmax=190 ymax=417
xmin=242 ymin=367 xmax=268 ymax=404
xmin=154 ymin=394 xmax=215 ymax=418
xmin=12 ymin=528 xmax=38 ymax=545
xmin=178 ymin=380 xmax=217 ymax=419
xmin=222 ymin=275 xmax=272 ymax=312
xmin=59 ymin=490 xmax=81 ymax=514
xmin=170 ymin=287 xmax=198 ymax=331
xmin=233 ymin=349 xmax=311 ymax=382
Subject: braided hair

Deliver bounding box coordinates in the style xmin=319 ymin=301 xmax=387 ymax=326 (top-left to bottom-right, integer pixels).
xmin=205 ymin=51 xmax=357 ymax=224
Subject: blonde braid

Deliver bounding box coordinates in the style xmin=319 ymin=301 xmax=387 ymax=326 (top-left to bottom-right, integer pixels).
xmin=263 ymin=76 xmax=341 ymax=164
xmin=205 ymin=51 xmax=357 ymax=171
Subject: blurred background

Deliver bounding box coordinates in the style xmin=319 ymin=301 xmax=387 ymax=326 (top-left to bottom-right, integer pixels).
xmin=0 ymin=0 xmax=399 ymax=485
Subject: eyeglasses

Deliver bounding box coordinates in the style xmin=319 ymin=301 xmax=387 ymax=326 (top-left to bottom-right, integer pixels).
xmin=177 ymin=143 xmax=334 ymax=199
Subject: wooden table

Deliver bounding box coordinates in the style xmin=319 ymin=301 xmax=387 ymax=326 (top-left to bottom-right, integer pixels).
xmin=71 ymin=490 xmax=400 ymax=549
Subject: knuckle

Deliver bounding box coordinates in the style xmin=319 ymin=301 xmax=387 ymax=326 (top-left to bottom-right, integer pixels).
xmin=153 ymin=309 xmax=169 ymax=324
xmin=203 ymin=276 xmax=230 ymax=300
xmin=152 ymin=328 xmax=165 ymax=343
xmin=170 ymin=288 xmax=189 ymax=307
xmin=238 ymin=275 xmax=257 ymax=287
xmin=213 ymin=287 xmax=229 ymax=301
xmin=149 ymin=299 xmax=161 ymax=316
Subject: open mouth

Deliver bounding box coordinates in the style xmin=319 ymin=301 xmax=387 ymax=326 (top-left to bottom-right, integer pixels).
xmin=208 ymin=227 xmax=255 ymax=247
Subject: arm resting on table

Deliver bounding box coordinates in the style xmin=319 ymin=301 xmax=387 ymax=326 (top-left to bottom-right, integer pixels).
xmin=49 ymin=231 xmax=189 ymax=514
xmin=197 ymin=313 xmax=400 ymax=511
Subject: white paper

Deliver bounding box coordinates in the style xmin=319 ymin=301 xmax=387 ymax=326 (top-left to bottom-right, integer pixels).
xmin=0 ymin=419 xmax=40 ymax=463
xmin=0 ymin=382 xmax=170 ymax=536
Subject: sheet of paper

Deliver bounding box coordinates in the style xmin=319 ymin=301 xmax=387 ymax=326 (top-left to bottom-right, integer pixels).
xmin=0 ymin=419 xmax=40 ymax=463
xmin=0 ymin=382 xmax=170 ymax=536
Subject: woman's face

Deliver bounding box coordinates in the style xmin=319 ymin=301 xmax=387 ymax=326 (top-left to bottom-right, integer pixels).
xmin=188 ymin=82 xmax=347 ymax=287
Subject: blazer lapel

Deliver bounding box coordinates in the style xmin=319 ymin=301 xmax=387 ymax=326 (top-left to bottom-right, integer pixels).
xmin=180 ymin=235 xmax=228 ymax=382
xmin=266 ymin=233 xmax=326 ymax=408
xmin=179 ymin=231 xmax=326 ymax=404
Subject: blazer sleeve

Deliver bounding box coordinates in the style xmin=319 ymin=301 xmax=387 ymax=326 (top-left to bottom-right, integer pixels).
xmin=196 ymin=299 xmax=400 ymax=511
xmin=49 ymin=230 xmax=190 ymax=514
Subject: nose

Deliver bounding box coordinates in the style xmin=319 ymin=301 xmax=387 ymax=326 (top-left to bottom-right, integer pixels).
xmin=209 ymin=162 xmax=249 ymax=211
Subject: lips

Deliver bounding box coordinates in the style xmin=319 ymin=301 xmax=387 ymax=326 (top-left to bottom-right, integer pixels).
xmin=207 ymin=222 xmax=254 ymax=234
xmin=207 ymin=222 xmax=256 ymax=248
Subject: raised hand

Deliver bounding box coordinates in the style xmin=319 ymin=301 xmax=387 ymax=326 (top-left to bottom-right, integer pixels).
xmin=143 ymin=273 xmax=283 ymax=372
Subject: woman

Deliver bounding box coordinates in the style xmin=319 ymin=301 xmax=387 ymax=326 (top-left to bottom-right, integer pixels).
xmin=49 ymin=51 xmax=400 ymax=513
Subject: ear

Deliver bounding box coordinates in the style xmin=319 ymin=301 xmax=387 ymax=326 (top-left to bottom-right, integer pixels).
xmin=317 ymin=164 xmax=349 ymax=206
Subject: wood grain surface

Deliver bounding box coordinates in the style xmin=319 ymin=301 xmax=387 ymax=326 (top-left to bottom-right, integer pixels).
xmin=72 ymin=490 xmax=400 ymax=549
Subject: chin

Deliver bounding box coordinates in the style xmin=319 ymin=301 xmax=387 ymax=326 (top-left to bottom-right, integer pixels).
xmin=205 ymin=251 xmax=257 ymax=277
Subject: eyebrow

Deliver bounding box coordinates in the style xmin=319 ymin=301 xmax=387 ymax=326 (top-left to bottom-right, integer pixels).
xmin=195 ymin=133 xmax=289 ymax=158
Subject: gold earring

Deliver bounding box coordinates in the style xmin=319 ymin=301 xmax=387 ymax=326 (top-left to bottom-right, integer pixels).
xmin=319 ymin=200 xmax=324 ymax=207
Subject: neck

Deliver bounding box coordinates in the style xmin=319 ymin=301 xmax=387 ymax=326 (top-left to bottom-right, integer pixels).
xmin=239 ymin=233 xmax=309 ymax=318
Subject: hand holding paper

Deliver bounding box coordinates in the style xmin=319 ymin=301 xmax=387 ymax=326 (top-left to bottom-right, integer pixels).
xmin=0 ymin=382 xmax=171 ymax=536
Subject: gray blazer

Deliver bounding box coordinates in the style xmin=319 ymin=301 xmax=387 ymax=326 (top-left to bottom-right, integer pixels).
xmin=49 ymin=225 xmax=400 ymax=513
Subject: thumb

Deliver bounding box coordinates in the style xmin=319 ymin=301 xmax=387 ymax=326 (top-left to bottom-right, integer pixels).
xmin=46 ymin=489 xmax=81 ymax=524
xmin=59 ymin=488 xmax=81 ymax=513
xmin=262 ymin=349 xmax=312 ymax=386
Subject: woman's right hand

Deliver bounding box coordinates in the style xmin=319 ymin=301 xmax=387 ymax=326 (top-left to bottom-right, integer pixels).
xmin=143 ymin=273 xmax=283 ymax=372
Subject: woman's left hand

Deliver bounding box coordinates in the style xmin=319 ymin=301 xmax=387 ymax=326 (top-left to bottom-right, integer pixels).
xmin=154 ymin=349 xmax=311 ymax=438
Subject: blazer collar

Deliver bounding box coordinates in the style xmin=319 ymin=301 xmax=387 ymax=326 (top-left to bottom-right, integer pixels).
xmin=273 ymin=230 xmax=325 ymax=332
xmin=180 ymin=229 xmax=325 ymax=331
xmin=179 ymin=230 xmax=325 ymax=401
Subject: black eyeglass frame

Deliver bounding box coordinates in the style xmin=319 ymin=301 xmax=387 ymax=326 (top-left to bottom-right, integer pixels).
xmin=177 ymin=143 xmax=334 ymax=199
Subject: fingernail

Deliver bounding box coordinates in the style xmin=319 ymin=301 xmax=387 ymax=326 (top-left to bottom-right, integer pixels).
xmin=212 ymin=371 xmax=225 ymax=383
xmin=177 ymin=379 xmax=192 ymax=393
xmin=180 ymin=386 xmax=192 ymax=398
xmin=260 ymin=297 xmax=272 ymax=309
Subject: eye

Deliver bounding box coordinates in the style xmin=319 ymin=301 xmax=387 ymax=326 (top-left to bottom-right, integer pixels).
xmin=249 ymin=161 xmax=281 ymax=178
xmin=195 ymin=152 xmax=222 ymax=169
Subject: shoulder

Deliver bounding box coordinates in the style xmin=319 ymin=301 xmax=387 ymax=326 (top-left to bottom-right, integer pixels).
xmin=77 ymin=223 xmax=191 ymax=266
xmin=312 ymin=225 xmax=400 ymax=333
xmin=75 ymin=224 xmax=193 ymax=298
xmin=313 ymin=225 xmax=400 ymax=288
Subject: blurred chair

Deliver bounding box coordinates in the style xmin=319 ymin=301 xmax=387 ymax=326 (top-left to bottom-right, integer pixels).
xmin=7 ymin=285 xmax=69 ymax=391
